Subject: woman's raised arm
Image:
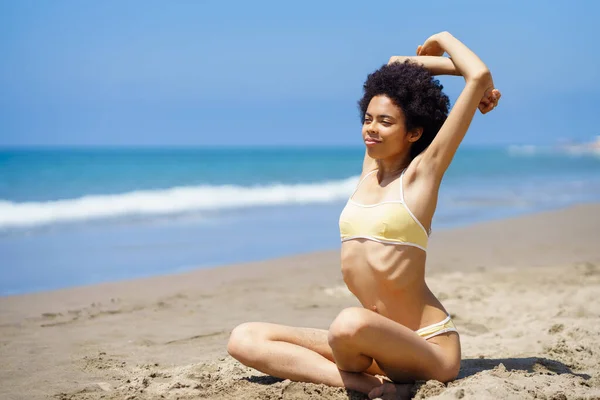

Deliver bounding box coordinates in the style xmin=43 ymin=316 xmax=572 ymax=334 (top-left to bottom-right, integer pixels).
xmin=388 ymin=55 xmax=459 ymax=76
xmin=416 ymin=32 xmax=500 ymax=179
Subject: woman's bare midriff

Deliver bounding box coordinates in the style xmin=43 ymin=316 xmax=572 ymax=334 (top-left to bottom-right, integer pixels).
xmin=340 ymin=239 xmax=449 ymax=331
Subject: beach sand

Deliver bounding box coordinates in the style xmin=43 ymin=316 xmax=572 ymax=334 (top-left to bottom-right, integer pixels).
xmin=1 ymin=204 xmax=599 ymax=399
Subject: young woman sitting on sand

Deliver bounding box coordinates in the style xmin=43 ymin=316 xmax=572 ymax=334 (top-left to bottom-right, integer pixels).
xmin=227 ymin=31 xmax=501 ymax=399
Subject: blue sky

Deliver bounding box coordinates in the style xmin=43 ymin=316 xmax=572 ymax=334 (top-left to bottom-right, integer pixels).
xmin=1 ymin=1 xmax=598 ymax=147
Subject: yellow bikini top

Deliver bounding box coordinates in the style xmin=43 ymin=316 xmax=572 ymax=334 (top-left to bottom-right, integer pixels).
xmin=339 ymin=169 xmax=429 ymax=251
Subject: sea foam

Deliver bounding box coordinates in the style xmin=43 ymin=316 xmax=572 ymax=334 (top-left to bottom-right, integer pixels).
xmin=0 ymin=177 xmax=359 ymax=229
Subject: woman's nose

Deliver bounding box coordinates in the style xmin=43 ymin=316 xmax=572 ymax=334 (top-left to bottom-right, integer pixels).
xmin=367 ymin=124 xmax=378 ymax=134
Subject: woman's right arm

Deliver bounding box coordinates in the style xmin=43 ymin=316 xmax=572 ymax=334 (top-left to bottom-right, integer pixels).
xmin=388 ymin=55 xmax=459 ymax=76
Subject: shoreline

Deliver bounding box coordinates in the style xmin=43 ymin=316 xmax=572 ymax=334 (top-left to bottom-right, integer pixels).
xmin=1 ymin=203 xmax=599 ymax=399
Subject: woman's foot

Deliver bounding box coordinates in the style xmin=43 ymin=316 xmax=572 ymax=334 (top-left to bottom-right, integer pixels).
xmin=368 ymin=381 xmax=413 ymax=400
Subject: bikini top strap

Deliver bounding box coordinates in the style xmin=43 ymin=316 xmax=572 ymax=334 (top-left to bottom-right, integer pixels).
xmin=399 ymin=168 xmax=407 ymax=203
xmin=350 ymin=169 xmax=378 ymax=199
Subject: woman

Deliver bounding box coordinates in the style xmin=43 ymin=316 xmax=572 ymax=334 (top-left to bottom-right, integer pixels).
xmin=227 ymin=32 xmax=501 ymax=399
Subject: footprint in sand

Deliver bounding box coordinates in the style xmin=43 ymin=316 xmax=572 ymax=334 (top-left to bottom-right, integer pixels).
xmin=460 ymin=322 xmax=490 ymax=336
xmin=41 ymin=312 xmax=62 ymax=319
xmin=575 ymin=262 xmax=600 ymax=276
xmin=548 ymin=323 xmax=564 ymax=334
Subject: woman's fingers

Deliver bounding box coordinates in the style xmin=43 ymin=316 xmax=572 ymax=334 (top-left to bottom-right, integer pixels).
xmin=492 ymin=89 xmax=502 ymax=104
xmin=478 ymin=101 xmax=495 ymax=114
xmin=479 ymin=102 xmax=489 ymax=114
xmin=478 ymin=88 xmax=501 ymax=114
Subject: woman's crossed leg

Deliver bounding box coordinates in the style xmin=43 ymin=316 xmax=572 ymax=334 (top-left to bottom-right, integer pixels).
xmin=227 ymin=307 xmax=460 ymax=398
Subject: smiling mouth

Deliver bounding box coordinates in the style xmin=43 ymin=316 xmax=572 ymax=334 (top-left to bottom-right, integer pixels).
xmin=365 ymin=139 xmax=381 ymax=147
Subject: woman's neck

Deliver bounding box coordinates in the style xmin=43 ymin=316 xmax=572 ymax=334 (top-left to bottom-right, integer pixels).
xmin=376 ymin=152 xmax=411 ymax=180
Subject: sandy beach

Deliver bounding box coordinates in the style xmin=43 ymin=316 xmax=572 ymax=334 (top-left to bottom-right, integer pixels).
xmin=1 ymin=203 xmax=599 ymax=399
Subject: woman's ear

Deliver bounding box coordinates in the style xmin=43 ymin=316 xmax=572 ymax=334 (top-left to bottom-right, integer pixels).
xmin=407 ymin=127 xmax=423 ymax=143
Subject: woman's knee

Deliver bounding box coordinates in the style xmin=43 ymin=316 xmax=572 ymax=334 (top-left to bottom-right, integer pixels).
xmin=227 ymin=322 xmax=264 ymax=365
xmin=328 ymin=307 xmax=370 ymax=347
xmin=436 ymin=360 xmax=461 ymax=383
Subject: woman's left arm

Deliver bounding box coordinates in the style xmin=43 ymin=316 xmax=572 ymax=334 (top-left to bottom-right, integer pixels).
xmin=416 ymin=32 xmax=500 ymax=179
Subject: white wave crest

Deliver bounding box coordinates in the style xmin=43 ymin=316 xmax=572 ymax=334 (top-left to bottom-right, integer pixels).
xmin=507 ymin=145 xmax=540 ymax=156
xmin=0 ymin=176 xmax=359 ymax=229
xmin=507 ymin=144 xmax=600 ymax=158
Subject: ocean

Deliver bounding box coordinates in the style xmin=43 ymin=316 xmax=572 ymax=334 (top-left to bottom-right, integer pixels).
xmin=1 ymin=146 xmax=599 ymax=296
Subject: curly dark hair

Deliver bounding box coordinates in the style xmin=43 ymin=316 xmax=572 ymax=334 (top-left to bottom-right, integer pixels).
xmin=358 ymin=60 xmax=450 ymax=160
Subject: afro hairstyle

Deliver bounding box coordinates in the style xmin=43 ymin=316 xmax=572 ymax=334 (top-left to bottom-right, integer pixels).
xmin=358 ymin=60 xmax=450 ymax=159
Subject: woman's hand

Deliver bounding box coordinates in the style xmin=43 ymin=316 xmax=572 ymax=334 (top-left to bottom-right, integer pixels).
xmin=416 ymin=32 xmax=449 ymax=57
xmin=478 ymin=87 xmax=501 ymax=114
xmin=417 ymin=31 xmax=501 ymax=114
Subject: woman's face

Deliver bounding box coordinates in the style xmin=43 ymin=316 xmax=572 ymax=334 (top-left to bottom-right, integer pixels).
xmin=362 ymin=95 xmax=419 ymax=160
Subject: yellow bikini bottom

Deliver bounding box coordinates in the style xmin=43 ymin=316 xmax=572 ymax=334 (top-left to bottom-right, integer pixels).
xmin=416 ymin=315 xmax=458 ymax=340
